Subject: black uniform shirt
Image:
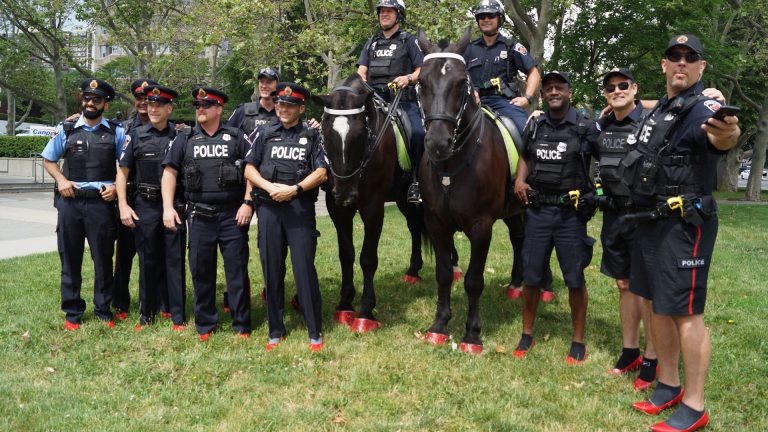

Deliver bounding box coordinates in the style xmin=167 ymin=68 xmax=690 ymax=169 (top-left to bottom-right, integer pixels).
xmin=226 ymin=101 xmax=277 ymax=131
xmin=120 ymin=122 xmax=176 ymax=169
xmin=522 ymin=107 xmax=592 ymax=159
xmin=585 ymin=101 xmax=644 ymax=157
xmin=245 ymin=122 xmax=328 ymax=171
xmin=162 ymin=123 xmax=251 ymax=171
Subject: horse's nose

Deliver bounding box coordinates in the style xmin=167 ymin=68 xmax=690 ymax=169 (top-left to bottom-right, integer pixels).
xmin=334 ymin=190 xmax=358 ymax=206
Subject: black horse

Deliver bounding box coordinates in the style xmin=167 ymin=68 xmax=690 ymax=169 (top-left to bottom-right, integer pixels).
xmin=312 ymin=74 xmax=425 ymax=332
xmin=416 ymin=29 xmax=527 ymax=353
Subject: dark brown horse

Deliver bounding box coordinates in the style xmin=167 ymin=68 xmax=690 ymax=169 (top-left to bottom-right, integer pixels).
xmin=312 ymin=74 xmax=425 ymax=332
xmin=416 ymin=29 xmax=526 ymax=353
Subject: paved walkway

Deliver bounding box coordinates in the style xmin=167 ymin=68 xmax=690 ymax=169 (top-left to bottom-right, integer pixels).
xmin=0 ymin=190 xmax=329 ymax=260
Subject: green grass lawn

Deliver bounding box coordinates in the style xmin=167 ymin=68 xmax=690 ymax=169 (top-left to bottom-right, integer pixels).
xmin=1 ymin=204 xmax=766 ymax=431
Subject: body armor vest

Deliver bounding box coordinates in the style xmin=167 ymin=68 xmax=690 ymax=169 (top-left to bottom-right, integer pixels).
xmin=367 ymin=32 xmax=411 ymax=88
xmin=134 ymin=124 xmax=176 ymax=186
xmin=181 ymin=126 xmax=244 ymax=204
xmin=527 ymin=117 xmax=588 ymax=193
xmin=621 ymin=94 xmax=708 ymax=207
xmin=241 ymin=102 xmax=275 ymax=135
xmin=62 ymin=122 xmax=117 ymax=182
xmin=257 ymin=125 xmax=319 ymax=201
xmin=597 ymin=120 xmax=636 ymax=197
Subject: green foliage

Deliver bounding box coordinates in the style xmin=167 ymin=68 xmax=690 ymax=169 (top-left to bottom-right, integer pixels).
xmin=0 ymin=136 xmax=49 ymax=157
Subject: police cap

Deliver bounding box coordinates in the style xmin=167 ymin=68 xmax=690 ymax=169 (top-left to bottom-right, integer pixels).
xmin=191 ymin=87 xmax=228 ymax=106
xmin=130 ymin=79 xmax=160 ymax=96
xmin=602 ymin=67 xmax=635 ymax=87
xmin=258 ymin=67 xmax=280 ymax=82
xmin=665 ymin=34 xmax=704 ymax=56
xmin=144 ymin=85 xmax=179 ymax=103
xmin=81 ymin=78 xmax=116 ymax=101
xmin=274 ymin=82 xmax=309 ymax=105
xmin=541 ymin=71 xmax=571 ymax=87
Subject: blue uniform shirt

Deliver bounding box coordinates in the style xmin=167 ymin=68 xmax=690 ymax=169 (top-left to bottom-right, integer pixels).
xmin=41 ymin=116 xmax=126 ymax=190
xmin=464 ymin=34 xmax=538 ymax=90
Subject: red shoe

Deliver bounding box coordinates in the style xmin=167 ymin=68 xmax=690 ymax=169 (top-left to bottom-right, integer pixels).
xmin=351 ymin=318 xmax=380 ymax=333
xmin=634 ymin=377 xmax=655 ymax=391
xmin=199 ymin=332 xmax=213 ymax=342
xmin=506 ymin=286 xmax=523 ymax=300
xmin=64 ymin=320 xmax=81 ymax=331
xmin=424 ymin=332 xmax=450 ymax=346
xmin=172 ymin=324 xmax=186 ymax=332
xmin=540 ymin=290 xmax=556 ymax=302
xmin=459 ymin=342 xmax=483 ymax=354
xmin=114 ymin=312 xmax=128 ymax=321
xmin=649 ymin=411 xmax=709 ymax=432
xmin=333 ymin=310 xmax=356 ymax=326
xmin=135 ymin=324 xmax=147 ymax=331
xmin=103 ymin=320 xmax=115 ymax=329
xmin=609 ymin=355 xmax=643 ymax=374
xmin=309 ymin=341 xmax=323 ymax=352
xmin=513 ymin=340 xmax=535 ymax=358
xmin=236 ymin=332 xmax=250 ymax=339
xmin=453 ymin=270 xmax=463 ymax=283
xmin=402 ymin=274 xmax=422 ymax=284
xmin=632 ymin=391 xmax=684 ymax=415
xmin=160 ymin=312 xmax=172 ymax=319
xmin=566 ymin=353 xmax=588 ymax=365
xmin=266 ymin=337 xmax=285 ymax=352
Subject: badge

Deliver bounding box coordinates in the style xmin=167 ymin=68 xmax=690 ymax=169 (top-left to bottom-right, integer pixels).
xmin=595 ymin=122 xmax=602 ymax=132
xmin=557 ymin=142 xmax=567 ymax=152
xmin=626 ymin=134 xmax=637 ymax=145
xmin=198 ymin=88 xmax=207 ymax=98
xmin=141 ymin=81 xmax=149 ymax=89
xmin=222 ymin=134 xmax=231 ymax=141
xmin=390 ymin=44 xmax=397 ymax=50
xmin=500 ymin=51 xmax=508 ymax=59
xmin=441 ymin=176 xmax=451 ymax=187
xmin=89 ymin=80 xmax=98 ymax=89
xmin=704 ymin=100 xmax=721 ymax=112
xmin=152 ymin=88 xmax=161 ymax=96
xmin=664 ymin=113 xmax=676 ymax=121
xmin=514 ymin=43 xmax=528 ymax=55
xmin=299 ymin=137 xmax=308 ymax=145
xmin=284 ymin=86 xmax=293 ymax=96
xmin=676 ymin=35 xmax=688 ymax=44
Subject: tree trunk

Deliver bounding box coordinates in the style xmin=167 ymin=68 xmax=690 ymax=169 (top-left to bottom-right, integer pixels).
xmin=6 ymin=91 xmax=15 ymax=136
xmin=718 ymin=146 xmax=740 ymax=192
xmin=746 ymin=95 xmax=768 ymax=201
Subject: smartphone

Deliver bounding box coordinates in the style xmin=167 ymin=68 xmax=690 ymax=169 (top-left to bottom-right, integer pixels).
xmin=710 ymin=105 xmax=740 ymax=122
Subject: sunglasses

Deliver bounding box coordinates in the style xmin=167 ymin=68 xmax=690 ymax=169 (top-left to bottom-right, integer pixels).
xmin=192 ymin=101 xmax=217 ymax=110
xmin=666 ymin=51 xmax=702 ymax=63
xmin=604 ymin=82 xmax=631 ymax=93
xmin=476 ymin=13 xmax=497 ymax=20
xmin=83 ymin=95 xmax=105 ymax=104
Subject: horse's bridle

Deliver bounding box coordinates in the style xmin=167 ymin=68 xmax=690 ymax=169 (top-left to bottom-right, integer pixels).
xmin=321 ymin=86 xmax=375 ymax=180
xmin=416 ymin=52 xmax=483 ymax=157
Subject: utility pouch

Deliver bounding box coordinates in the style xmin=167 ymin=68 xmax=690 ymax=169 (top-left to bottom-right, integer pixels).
xmin=526 ymin=189 xmax=541 ymax=208
xmin=190 ymin=203 xmax=217 ymax=221
xmin=183 ymin=159 xmax=202 ymax=192
xmin=218 ymin=160 xmax=241 ymax=188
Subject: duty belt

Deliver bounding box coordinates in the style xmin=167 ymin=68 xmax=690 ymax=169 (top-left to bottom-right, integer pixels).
xmin=136 ymin=183 xmax=161 ymax=201
xmin=73 ymin=188 xmax=102 ymax=199
xmin=188 ymin=201 xmax=240 ymax=221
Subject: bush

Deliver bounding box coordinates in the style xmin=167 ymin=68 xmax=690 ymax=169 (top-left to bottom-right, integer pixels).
xmin=0 ymin=136 xmax=50 ymax=158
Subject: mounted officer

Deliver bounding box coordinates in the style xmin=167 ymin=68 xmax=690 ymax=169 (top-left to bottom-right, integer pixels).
xmin=357 ymin=0 xmax=425 ymax=203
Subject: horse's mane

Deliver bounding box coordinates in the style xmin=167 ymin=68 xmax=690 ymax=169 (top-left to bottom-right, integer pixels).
xmin=437 ymin=39 xmax=451 ymax=50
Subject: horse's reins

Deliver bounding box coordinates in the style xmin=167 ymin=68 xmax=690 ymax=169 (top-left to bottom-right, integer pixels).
xmin=322 ymin=82 xmax=404 ymax=180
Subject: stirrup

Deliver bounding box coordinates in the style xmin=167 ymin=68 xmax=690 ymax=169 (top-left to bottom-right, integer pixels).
xmin=407 ymin=182 xmax=421 ymax=203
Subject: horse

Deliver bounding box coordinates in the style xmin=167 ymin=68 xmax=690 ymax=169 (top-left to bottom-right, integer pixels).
xmin=415 ymin=28 xmax=527 ymax=353
xmin=311 ymin=73 xmax=425 ymax=333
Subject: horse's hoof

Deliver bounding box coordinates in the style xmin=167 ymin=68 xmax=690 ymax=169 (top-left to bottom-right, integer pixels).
xmin=333 ymin=310 xmax=356 ymax=326
xmin=506 ymin=286 xmax=523 ymax=300
xmin=453 ymin=271 xmax=463 ymax=283
xmin=423 ymin=332 xmax=450 ymax=346
xmin=402 ymin=274 xmax=422 ymax=284
xmin=459 ymin=342 xmax=483 ymax=354
xmin=351 ymin=318 xmax=380 ymax=333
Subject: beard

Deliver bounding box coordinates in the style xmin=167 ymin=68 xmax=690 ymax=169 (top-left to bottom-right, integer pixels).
xmin=82 ymin=107 xmax=104 ymax=120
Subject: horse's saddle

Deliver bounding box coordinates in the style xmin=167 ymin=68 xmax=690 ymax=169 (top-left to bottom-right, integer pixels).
xmin=480 ymin=106 xmax=523 ymax=178
xmin=374 ymin=103 xmax=412 ymax=172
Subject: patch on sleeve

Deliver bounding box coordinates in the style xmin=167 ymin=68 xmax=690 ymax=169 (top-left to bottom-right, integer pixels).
xmin=677 ymin=257 xmax=708 ymax=269
xmin=123 ymin=134 xmax=131 ymax=150
xmin=514 ymin=43 xmax=528 ymax=55
xmin=51 ymin=128 xmax=60 ymax=139
xmin=595 ymin=121 xmax=602 ymax=132
xmin=703 ymin=100 xmax=721 ymax=113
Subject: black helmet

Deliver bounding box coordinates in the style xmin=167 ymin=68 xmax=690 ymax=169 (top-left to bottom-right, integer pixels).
xmin=474 ymin=0 xmax=505 ymax=24
xmin=376 ymin=0 xmax=406 ymax=22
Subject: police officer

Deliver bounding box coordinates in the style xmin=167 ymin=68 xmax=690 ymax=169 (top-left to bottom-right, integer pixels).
xmin=513 ymin=71 xmax=595 ymax=364
xmin=42 ymin=78 xmax=126 ymax=330
xmin=161 ymin=86 xmax=254 ymax=340
xmin=227 ymin=67 xmax=279 ymax=136
xmin=113 ymin=79 xmax=161 ymax=320
xmin=357 ymin=0 xmax=425 ymax=203
xmin=585 ymin=68 xmax=658 ymax=389
xmin=117 ymin=85 xmax=187 ymax=331
xmin=244 ymin=82 xmax=328 ymax=352
xmin=464 ymin=0 xmax=541 ymax=134
xmin=626 ymin=35 xmax=739 ymax=432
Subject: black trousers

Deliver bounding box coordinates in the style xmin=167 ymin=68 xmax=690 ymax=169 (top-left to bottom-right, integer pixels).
xmin=188 ymin=206 xmax=251 ymax=335
xmin=112 ymin=211 xmax=136 ymax=312
xmin=257 ymin=198 xmax=322 ymax=340
xmin=133 ymin=196 xmax=187 ymax=325
xmin=55 ymin=195 xmax=117 ymax=323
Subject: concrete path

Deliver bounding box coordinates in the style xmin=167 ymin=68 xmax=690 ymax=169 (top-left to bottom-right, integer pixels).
xmin=0 ymin=190 xmax=329 ymax=260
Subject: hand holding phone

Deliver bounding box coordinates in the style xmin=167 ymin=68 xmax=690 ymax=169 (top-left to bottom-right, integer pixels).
xmin=709 ymin=105 xmax=740 ymax=122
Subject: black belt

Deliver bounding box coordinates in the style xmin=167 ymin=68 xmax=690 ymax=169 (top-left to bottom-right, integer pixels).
xmin=73 ymin=188 xmax=102 ymax=199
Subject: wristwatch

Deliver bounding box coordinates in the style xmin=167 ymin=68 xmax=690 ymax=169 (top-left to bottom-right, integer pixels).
xmin=525 ymin=94 xmax=535 ymax=105
xmin=243 ymin=199 xmax=254 ymax=208
xmin=295 ymin=184 xmax=304 ymax=194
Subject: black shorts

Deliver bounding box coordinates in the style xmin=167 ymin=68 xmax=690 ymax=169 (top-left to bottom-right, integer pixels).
xmin=629 ymin=216 xmax=718 ymax=316
xmin=599 ymin=209 xmax=637 ymax=279
xmin=522 ymin=206 xmax=595 ymax=288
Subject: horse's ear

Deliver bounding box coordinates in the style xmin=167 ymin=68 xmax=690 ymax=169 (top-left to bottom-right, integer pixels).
xmin=311 ymin=94 xmax=332 ymax=108
xmin=456 ymin=26 xmax=472 ymax=55
xmin=417 ymin=28 xmax=433 ymax=54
